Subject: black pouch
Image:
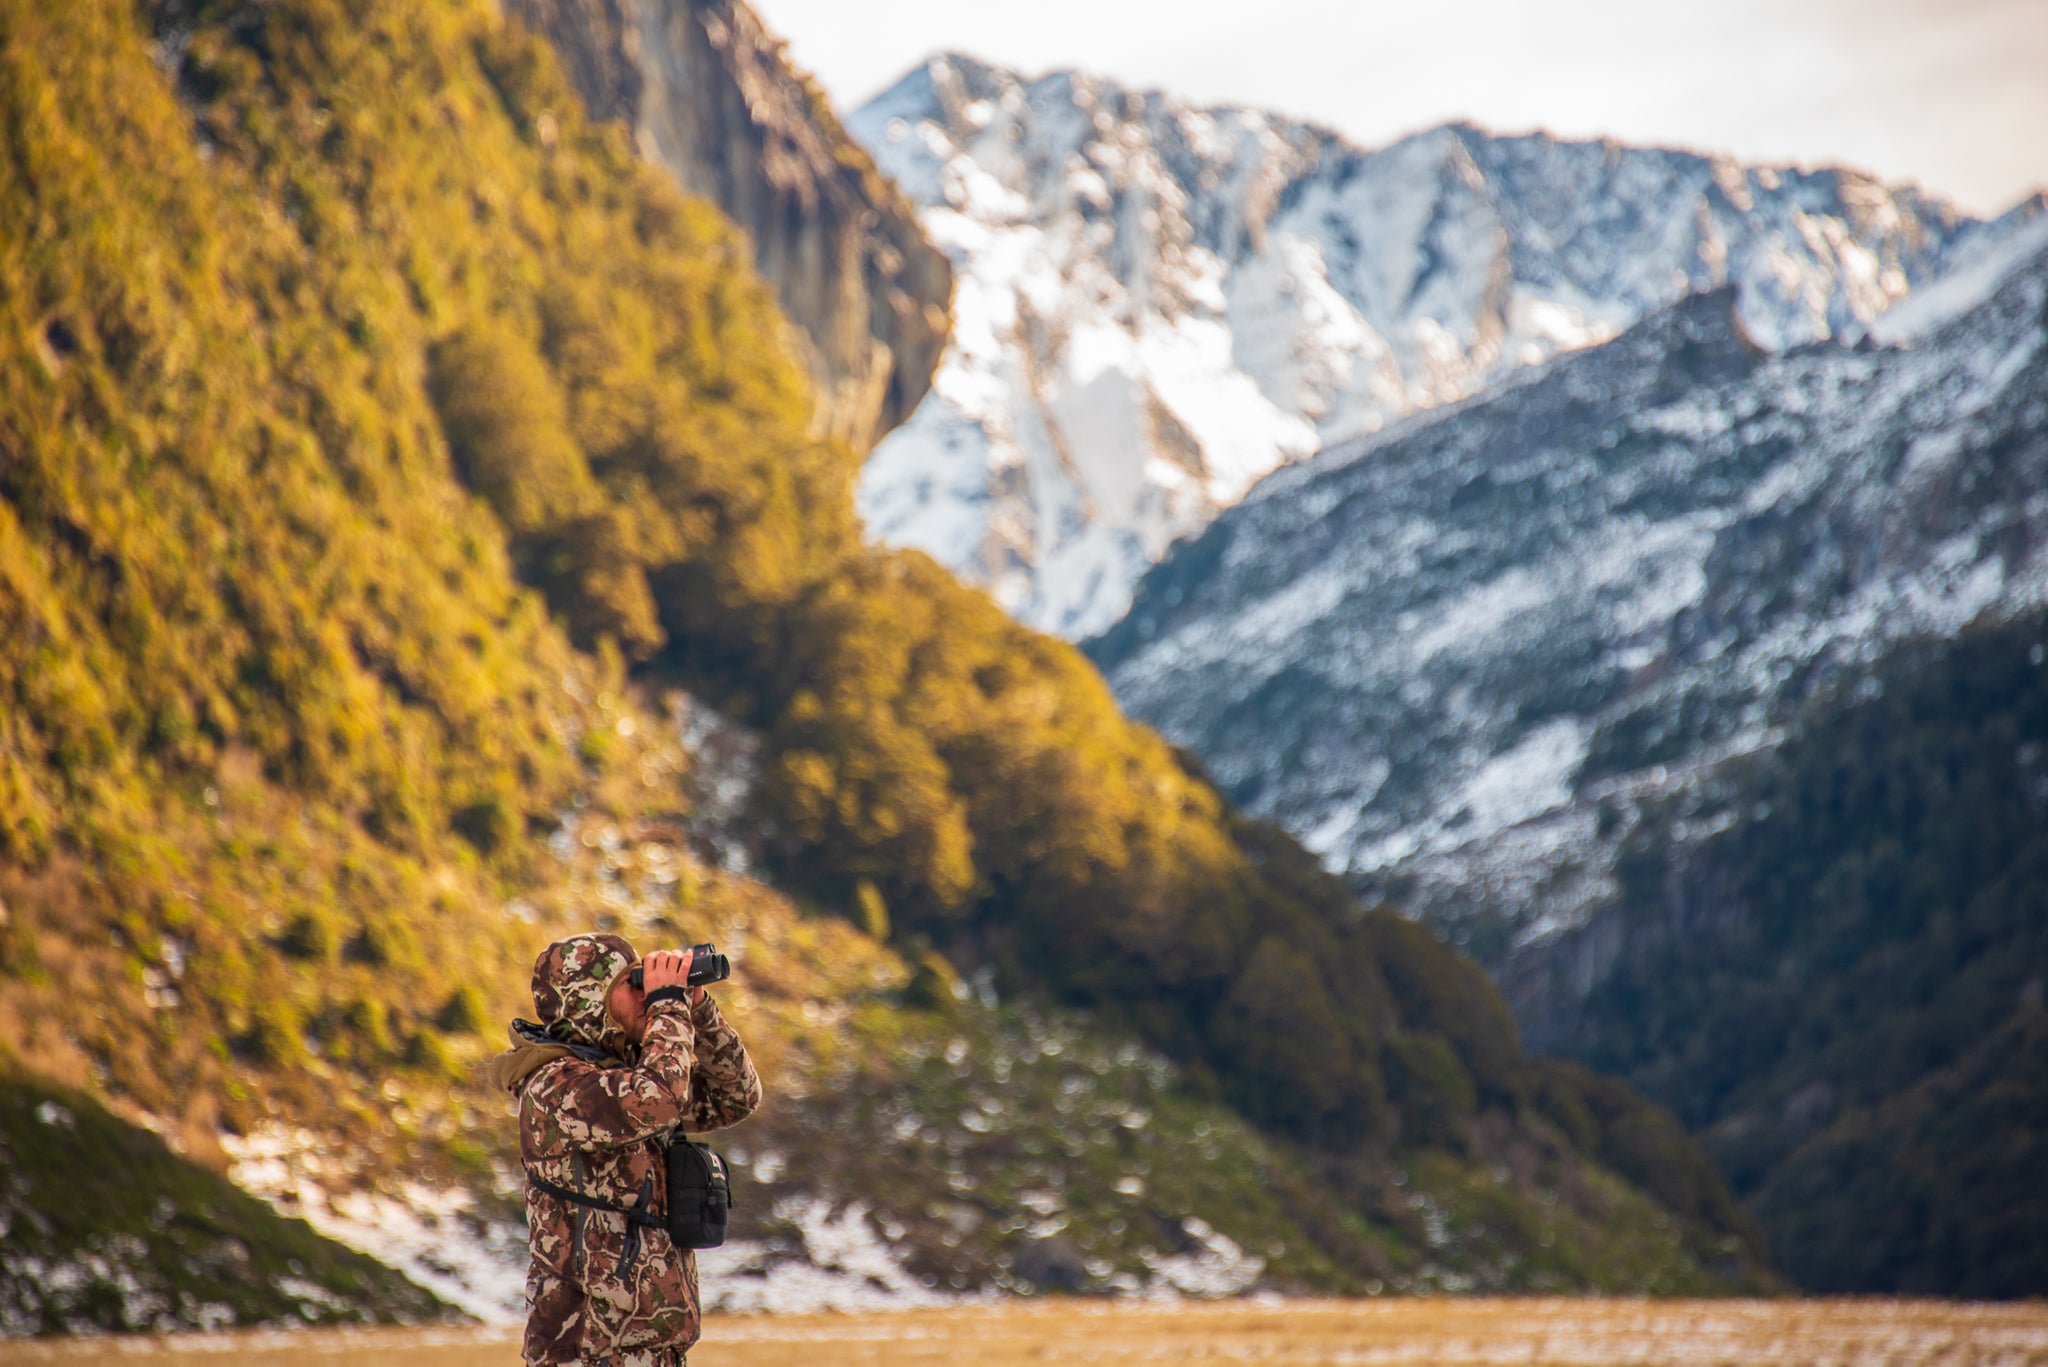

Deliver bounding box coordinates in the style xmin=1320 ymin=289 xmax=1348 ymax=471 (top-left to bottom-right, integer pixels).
xmin=665 ymin=1138 xmax=730 ymax=1249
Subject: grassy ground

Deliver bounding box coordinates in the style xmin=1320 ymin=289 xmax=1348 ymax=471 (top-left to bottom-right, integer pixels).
xmin=3 ymin=1300 xmax=2047 ymax=1366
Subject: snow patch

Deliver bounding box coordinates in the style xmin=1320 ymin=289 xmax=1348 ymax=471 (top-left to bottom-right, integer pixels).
xmin=1867 ymin=213 xmax=2048 ymax=346
xmin=223 ymin=1127 xmax=526 ymax=1323
xmin=1455 ymin=719 xmax=1590 ymax=835
xmin=701 ymin=1198 xmax=953 ymax=1314
xmin=1142 ymin=1218 xmax=1264 ymax=1299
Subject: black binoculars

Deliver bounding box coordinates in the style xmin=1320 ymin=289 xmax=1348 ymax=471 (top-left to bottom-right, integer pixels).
xmin=627 ymin=943 xmax=731 ymax=991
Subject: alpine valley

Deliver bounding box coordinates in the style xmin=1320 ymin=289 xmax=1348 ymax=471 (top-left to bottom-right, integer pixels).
xmin=1 ymin=0 xmax=1778 ymax=1335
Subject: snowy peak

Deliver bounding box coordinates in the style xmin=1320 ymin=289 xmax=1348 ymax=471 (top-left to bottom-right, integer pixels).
xmin=855 ymin=55 xmax=1329 ymax=258
xmin=850 ymin=58 xmax=1333 ymax=636
xmin=849 ymin=53 xmax=2030 ymax=637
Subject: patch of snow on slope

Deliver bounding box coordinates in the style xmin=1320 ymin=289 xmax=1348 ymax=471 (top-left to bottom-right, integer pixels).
xmin=224 ymin=1127 xmax=526 ymax=1322
xmin=1454 ymin=718 xmax=1591 ymax=836
xmin=701 ymin=1198 xmax=954 ymax=1313
xmin=1868 ymin=212 xmax=2048 ymax=345
xmin=1410 ymin=568 xmax=1551 ymax=663
xmin=0 ymin=1241 xmax=244 ymax=1336
xmin=226 ymin=1129 xmax=976 ymax=1319
xmin=1589 ymin=514 xmax=1723 ymax=638
xmin=1142 ymin=1217 xmax=1264 ymax=1298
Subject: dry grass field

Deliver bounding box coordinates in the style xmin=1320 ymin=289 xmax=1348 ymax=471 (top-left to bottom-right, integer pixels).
xmin=1 ymin=1300 xmax=2045 ymax=1366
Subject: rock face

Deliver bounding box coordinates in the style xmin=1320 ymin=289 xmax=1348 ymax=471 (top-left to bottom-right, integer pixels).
xmin=1088 ymin=219 xmax=2048 ymax=957
xmin=848 ymin=53 xmax=2036 ymax=638
xmin=505 ymin=0 xmax=952 ymax=452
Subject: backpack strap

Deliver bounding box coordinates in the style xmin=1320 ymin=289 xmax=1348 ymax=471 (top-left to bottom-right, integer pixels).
xmin=526 ymin=1172 xmax=664 ymax=1226
xmin=529 ymin=1169 xmax=665 ymax=1278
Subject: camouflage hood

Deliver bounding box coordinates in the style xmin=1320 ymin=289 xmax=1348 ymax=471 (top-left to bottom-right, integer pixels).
xmin=531 ymin=932 xmax=639 ymax=1055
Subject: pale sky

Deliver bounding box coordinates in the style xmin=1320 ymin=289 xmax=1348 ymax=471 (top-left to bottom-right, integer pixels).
xmin=750 ymin=0 xmax=2048 ymax=216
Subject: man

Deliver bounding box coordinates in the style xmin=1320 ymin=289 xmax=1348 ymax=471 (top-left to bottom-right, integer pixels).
xmin=487 ymin=933 xmax=762 ymax=1366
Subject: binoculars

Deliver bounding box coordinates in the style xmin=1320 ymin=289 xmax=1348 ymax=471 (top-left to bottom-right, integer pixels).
xmin=627 ymin=943 xmax=731 ymax=991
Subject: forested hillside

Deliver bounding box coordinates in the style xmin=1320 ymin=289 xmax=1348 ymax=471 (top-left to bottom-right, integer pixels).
xmin=1524 ymin=611 xmax=2048 ymax=1295
xmin=1 ymin=0 xmax=1767 ymax=1322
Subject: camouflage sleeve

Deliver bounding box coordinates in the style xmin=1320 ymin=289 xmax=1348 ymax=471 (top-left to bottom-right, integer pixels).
xmin=682 ymin=994 xmax=762 ymax=1133
xmin=532 ymin=1001 xmax=702 ymax=1147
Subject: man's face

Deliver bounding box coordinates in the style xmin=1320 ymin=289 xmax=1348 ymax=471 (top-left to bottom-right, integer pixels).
xmin=607 ymin=971 xmax=646 ymax=1045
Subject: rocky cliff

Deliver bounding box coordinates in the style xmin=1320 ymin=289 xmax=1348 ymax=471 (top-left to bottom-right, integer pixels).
xmin=504 ymin=0 xmax=953 ymax=452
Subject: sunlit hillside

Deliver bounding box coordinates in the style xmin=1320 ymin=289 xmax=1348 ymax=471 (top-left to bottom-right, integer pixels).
xmin=2 ymin=0 xmax=1771 ymax=1328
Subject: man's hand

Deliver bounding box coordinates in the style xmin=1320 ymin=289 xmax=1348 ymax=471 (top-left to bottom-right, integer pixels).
xmin=639 ymin=949 xmax=707 ymax=1005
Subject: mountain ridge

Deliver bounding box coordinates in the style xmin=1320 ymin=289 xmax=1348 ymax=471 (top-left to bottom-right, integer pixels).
xmin=848 ymin=51 xmax=2042 ymax=638
xmin=1089 ymin=223 xmax=2048 ymax=948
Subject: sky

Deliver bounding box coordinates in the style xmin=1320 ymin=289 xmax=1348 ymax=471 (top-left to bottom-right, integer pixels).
xmin=749 ymin=0 xmax=2048 ymax=217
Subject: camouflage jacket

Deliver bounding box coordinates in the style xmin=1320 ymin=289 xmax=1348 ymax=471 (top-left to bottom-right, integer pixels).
xmin=489 ymin=934 xmax=762 ymax=1366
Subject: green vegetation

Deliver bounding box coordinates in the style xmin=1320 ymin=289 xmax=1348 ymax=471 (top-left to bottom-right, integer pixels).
xmin=0 ymin=1063 xmax=448 ymax=1332
xmin=0 ymin=0 xmax=1768 ymax=1316
xmin=1562 ymin=610 xmax=2048 ymax=1295
xmin=750 ymin=998 xmax=1758 ymax=1297
xmin=455 ymin=742 xmax=1771 ymax=1298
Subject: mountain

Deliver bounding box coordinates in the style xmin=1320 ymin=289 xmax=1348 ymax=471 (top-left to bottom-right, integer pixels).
xmin=501 ymin=0 xmax=953 ymax=455
xmin=1090 ymin=217 xmax=2048 ymax=955
xmin=1087 ymin=213 xmax=2048 ymax=1295
xmin=0 ymin=0 xmax=1773 ymax=1327
xmin=846 ymin=53 xmax=2040 ymax=639
xmin=1520 ymin=611 xmax=2048 ymax=1295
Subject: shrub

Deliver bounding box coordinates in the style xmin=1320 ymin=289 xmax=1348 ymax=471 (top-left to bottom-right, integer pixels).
xmin=1384 ymin=1031 xmax=1477 ymax=1150
xmin=276 ymin=911 xmax=339 ymax=961
xmin=435 ymin=985 xmax=487 ymax=1035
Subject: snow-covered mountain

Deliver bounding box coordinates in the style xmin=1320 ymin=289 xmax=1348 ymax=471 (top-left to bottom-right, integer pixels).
xmin=847 ymin=53 xmax=2036 ymax=638
xmin=1087 ymin=218 xmax=2048 ymax=950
